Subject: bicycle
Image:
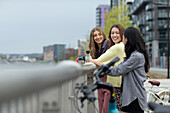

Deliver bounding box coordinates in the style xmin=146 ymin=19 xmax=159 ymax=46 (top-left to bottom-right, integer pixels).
xmin=148 ymin=102 xmax=170 ymax=113
xmin=73 ymin=57 xmax=120 ymax=113
xmin=146 ymin=78 xmax=170 ymax=113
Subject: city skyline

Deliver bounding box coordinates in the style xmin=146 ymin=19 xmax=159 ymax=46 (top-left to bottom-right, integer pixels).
xmin=0 ymin=0 xmax=110 ymax=54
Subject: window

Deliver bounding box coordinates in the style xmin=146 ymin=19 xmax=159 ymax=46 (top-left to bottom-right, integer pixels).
xmin=159 ymin=31 xmax=166 ymax=40
xmin=158 ymin=20 xmax=167 ymax=27
xmin=159 ymin=43 xmax=167 ymax=56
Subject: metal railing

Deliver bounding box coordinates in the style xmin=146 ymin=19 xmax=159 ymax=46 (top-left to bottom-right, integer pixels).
xmin=0 ymin=61 xmax=96 ymax=113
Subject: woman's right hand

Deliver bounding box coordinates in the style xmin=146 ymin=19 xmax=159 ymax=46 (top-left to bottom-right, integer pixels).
xmin=87 ymin=59 xmax=102 ymax=66
xmin=86 ymin=58 xmax=94 ymax=62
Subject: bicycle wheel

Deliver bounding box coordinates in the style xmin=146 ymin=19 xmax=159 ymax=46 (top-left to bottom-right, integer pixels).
xmin=154 ymin=91 xmax=170 ymax=105
xmin=146 ymin=92 xmax=156 ymax=113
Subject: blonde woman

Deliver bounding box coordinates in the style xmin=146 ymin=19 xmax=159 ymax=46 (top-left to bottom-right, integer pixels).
xmin=87 ymin=24 xmax=126 ymax=111
xmin=88 ymin=27 xmax=110 ymax=113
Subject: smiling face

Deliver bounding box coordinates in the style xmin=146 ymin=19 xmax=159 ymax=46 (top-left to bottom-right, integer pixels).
xmin=111 ymin=27 xmax=122 ymax=44
xmin=93 ymin=30 xmax=104 ymax=44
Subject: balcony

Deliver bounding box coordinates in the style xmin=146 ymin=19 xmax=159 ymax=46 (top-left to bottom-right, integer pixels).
xmin=145 ymin=4 xmax=153 ymax=11
xmin=157 ymin=2 xmax=170 ymax=8
xmin=145 ymin=35 xmax=153 ymax=42
xmin=137 ymin=20 xmax=145 ymax=26
xmin=130 ymin=0 xmax=150 ymax=15
xmin=96 ymin=9 xmax=101 ymax=12
xmin=96 ymin=19 xmax=101 ymax=23
xmin=146 ymin=26 xmax=153 ymax=31
xmin=158 ymin=13 xmax=168 ymax=19
xmin=141 ymin=30 xmax=146 ymax=35
xmin=126 ymin=0 xmax=133 ymax=4
xmin=159 ymin=36 xmax=167 ymax=40
xmin=146 ymin=15 xmax=153 ymax=21
xmin=127 ymin=11 xmax=132 ymax=16
xmin=158 ymin=25 xmax=167 ymax=30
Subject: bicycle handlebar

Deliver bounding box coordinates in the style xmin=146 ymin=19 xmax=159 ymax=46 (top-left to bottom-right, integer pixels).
xmin=148 ymin=102 xmax=170 ymax=113
xmin=106 ymin=57 xmax=120 ymax=68
xmin=79 ymin=57 xmax=120 ymax=106
xmin=79 ymin=85 xmax=97 ymax=106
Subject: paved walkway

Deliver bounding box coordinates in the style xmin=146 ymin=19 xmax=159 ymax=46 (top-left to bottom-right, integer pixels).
xmin=145 ymin=79 xmax=170 ymax=89
xmin=150 ymin=67 xmax=168 ymax=76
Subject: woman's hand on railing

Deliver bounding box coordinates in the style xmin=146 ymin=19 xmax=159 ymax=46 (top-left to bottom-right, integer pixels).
xmin=86 ymin=58 xmax=102 ymax=67
xmin=86 ymin=58 xmax=93 ymax=62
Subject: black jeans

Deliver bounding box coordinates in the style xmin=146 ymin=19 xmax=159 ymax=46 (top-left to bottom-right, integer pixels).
xmin=121 ymin=99 xmax=144 ymax=113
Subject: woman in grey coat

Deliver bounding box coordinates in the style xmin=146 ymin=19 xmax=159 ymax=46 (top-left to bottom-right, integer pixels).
xmin=107 ymin=27 xmax=150 ymax=113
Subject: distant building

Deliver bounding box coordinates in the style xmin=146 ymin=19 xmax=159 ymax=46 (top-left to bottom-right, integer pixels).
xmin=96 ymin=1 xmax=128 ymax=28
xmin=65 ymin=48 xmax=78 ymax=60
xmin=23 ymin=56 xmax=29 ymax=61
xmin=22 ymin=56 xmax=36 ymax=62
xmin=96 ymin=5 xmax=110 ymax=28
xmin=111 ymin=0 xmax=127 ymax=8
xmin=77 ymin=39 xmax=88 ymax=57
xmin=43 ymin=44 xmax=66 ymax=61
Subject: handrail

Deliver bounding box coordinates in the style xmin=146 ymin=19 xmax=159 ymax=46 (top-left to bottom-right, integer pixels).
xmin=0 ymin=60 xmax=96 ymax=103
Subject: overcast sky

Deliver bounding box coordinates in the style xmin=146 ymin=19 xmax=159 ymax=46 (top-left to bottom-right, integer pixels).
xmin=0 ymin=0 xmax=110 ymax=54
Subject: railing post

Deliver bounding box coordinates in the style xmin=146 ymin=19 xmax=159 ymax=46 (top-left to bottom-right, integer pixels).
xmin=167 ymin=0 xmax=170 ymax=78
xmin=87 ymin=72 xmax=96 ymax=113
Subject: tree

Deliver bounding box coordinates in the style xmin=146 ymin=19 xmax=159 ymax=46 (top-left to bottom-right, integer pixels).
xmin=104 ymin=2 xmax=133 ymax=36
xmin=69 ymin=56 xmax=77 ymax=61
xmin=54 ymin=58 xmax=59 ymax=63
xmin=36 ymin=55 xmax=43 ymax=61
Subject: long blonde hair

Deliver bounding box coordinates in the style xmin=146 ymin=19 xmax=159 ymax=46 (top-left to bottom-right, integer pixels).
xmin=88 ymin=27 xmax=108 ymax=59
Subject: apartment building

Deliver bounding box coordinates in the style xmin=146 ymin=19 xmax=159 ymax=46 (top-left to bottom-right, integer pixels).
xmin=129 ymin=0 xmax=169 ymax=67
xmin=96 ymin=5 xmax=110 ymax=28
